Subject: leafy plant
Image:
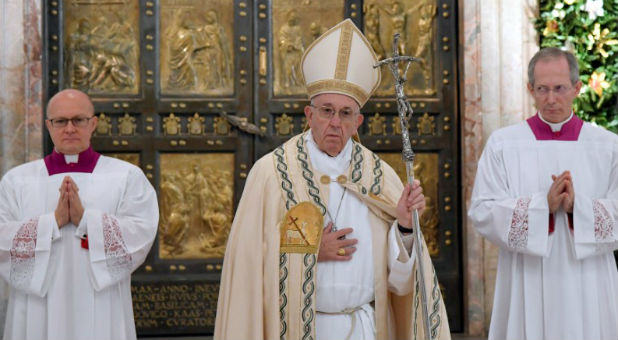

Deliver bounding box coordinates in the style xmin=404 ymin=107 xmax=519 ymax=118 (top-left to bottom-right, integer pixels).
xmin=535 ymin=0 xmax=618 ymax=132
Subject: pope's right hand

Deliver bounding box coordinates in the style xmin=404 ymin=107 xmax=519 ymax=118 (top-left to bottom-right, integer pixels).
xmin=317 ymin=222 xmax=358 ymax=262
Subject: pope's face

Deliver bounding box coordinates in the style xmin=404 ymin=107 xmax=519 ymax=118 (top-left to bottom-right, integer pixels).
xmin=304 ymin=93 xmax=363 ymax=156
xmin=527 ymin=56 xmax=581 ymax=123
xmin=45 ymin=90 xmax=97 ymax=155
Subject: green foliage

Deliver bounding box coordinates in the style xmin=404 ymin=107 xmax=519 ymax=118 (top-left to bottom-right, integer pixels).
xmin=535 ymin=0 xmax=618 ymax=132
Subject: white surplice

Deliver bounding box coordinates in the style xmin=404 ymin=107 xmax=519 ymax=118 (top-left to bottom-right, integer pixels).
xmin=0 ymin=156 xmax=158 ymax=340
xmin=469 ymin=120 xmax=618 ymax=340
xmin=305 ymin=132 xmax=416 ymax=340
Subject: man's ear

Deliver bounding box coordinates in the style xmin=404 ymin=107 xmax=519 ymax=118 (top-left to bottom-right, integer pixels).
xmin=88 ymin=116 xmax=98 ymax=135
xmin=355 ymin=111 xmax=364 ymax=129
xmin=304 ymin=105 xmax=313 ymax=128
xmin=574 ymin=80 xmax=583 ymax=95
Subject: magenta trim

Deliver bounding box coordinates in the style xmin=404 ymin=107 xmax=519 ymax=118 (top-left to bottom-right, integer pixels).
xmin=526 ymin=113 xmax=583 ymax=141
xmin=44 ymin=146 xmax=100 ymax=175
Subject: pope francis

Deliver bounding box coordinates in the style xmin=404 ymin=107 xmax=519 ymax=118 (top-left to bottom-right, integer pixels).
xmin=214 ymin=19 xmax=450 ymax=340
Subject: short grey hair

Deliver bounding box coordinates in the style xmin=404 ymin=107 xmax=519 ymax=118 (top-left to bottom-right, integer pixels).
xmin=528 ymin=47 xmax=579 ymax=86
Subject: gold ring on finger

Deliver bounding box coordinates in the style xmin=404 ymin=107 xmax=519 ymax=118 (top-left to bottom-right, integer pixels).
xmin=337 ymin=248 xmax=346 ymax=256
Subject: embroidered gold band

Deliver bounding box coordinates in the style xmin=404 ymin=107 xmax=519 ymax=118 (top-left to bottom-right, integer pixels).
xmin=306 ymin=79 xmax=369 ymax=106
xmin=334 ymin=24 xmax=353 ymax=80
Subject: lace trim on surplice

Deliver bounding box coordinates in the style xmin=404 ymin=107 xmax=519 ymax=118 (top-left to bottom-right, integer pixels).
xmin=593 ymin=200 xmax=615 ymax=242
xmin=508 ymin=198 xmax=531 ymax=249
xmin=102 ymin=213 xmax=132 ymax=280
xmin=10 ymin=218 xmax=39 ymax=288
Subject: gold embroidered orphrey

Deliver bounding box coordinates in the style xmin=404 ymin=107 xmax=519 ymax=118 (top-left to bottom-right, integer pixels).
xmin=280 ymin=201 xmax=324 ymax=253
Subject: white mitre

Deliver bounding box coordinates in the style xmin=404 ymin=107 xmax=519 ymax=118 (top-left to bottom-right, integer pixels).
xmin=301 ymin=19 xmax=381 ymax=108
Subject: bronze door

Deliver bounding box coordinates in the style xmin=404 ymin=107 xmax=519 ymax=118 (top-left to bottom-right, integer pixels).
xmin=256 ymin=0 xmax=462 ymax=333
xmin=43 ymin=0 xmax=461 ymax=335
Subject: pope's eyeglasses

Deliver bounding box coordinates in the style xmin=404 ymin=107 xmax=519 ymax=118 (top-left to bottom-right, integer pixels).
xmin=310 ymin=105 xmax=358 ymax=121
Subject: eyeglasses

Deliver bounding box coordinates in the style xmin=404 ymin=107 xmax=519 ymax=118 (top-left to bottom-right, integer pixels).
xmin=533 ymin=85 xmax=573 ymax=97
xmin=310 ymin=105 xmax=358 ymax=121
xmin=47 ymin=116 xmax=94 ymax=128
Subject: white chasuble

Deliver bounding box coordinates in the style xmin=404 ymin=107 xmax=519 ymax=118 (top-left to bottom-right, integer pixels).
xmin=0 ymin=155 xmax=158 ymax=340
xmin=214 ymin=131 xmax=450 ymax=340
xmin=469 ymin=116 xmax=618 ymax=340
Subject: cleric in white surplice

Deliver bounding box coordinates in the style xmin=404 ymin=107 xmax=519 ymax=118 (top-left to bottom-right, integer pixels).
xmin=469 ymin=47 xmax=618 ymax=339
xmin=0 ymin=89 xmax=158 ymax=339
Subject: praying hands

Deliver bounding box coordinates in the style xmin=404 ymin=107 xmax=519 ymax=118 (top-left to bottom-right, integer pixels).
xmin=547 ymin=170 xmax=574 ymax=213
xmin=54 ymin=176 xmax=84 ymax=227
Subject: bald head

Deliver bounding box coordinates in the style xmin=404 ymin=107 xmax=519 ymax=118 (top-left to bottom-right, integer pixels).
xmin=45 ymin=89 xmax=97 ymax=155
xmin=46 ymin=89 xmax=94 ymax=119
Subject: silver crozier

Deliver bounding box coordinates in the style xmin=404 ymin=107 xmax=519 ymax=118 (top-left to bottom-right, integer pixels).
xmin=374 ymin=33 xmax=433 ymax=340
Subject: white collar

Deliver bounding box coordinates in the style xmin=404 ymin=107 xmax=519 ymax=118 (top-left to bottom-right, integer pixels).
xmin=55 ymin=148 xmax=79 ymax=164
xmin=64 ymin=154 xmax=78 ymax=163
xmin=304 ymin=130 xmax=353 ymax=176
xmin=538 ymin=111 xmax=573 ymax=132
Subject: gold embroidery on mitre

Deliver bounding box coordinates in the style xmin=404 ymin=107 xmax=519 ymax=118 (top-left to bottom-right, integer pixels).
xmin=280 ymin=201 xmax=324 ymax=254
xmin=300 ymin=19 xmax=381 ymax=108
xmin=306 ymin=79 xmax=368 ymax=107
xmin=334 ymin=24 xmax=353 ymax=80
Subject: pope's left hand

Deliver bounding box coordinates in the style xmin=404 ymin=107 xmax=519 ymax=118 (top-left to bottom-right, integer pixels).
xmin=396 ymin=180 xmax=425 ymax=228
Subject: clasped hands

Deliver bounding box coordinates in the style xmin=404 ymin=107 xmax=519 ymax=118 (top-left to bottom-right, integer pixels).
xmin=547 ymin=170 xmax=574 ymax=214
xmin=317 ymin=180 xmax=425 ymax=262
xmin=54 ymin=176 xmax=84 ymax=228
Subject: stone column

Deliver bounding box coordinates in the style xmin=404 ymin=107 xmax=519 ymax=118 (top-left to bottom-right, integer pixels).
xmin=0 ymin=0 xmax=43 ymax=173
xmin=0 ymin=0 xmax=43 ymax=332
xmin=461 ymin=0 xmax=538 ymax=336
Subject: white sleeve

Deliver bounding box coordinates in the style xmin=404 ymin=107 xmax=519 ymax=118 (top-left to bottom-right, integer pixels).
xmin=387 ymin=220 xmax=416 ymax=296
xmin=468 ymin=138 xmax=551 ymax=257
xmin=0 ymin=176 xmax=61 ymax=297
xmin=572 ymin=148 xmax=618 ymax=259
xmin=80 ymin=167 xmax=159 ymax=291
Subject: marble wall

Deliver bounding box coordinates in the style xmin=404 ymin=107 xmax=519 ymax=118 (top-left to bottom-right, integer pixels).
xmin=0 ymin=0 xmax=43 ymax=175
xmin=461 ymin=0 xmax=538 ymax=335
xmin=0 ymin=0 xmax=541 ymax=337
xmin=0 ymin=0 xmax=43 ymax=334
